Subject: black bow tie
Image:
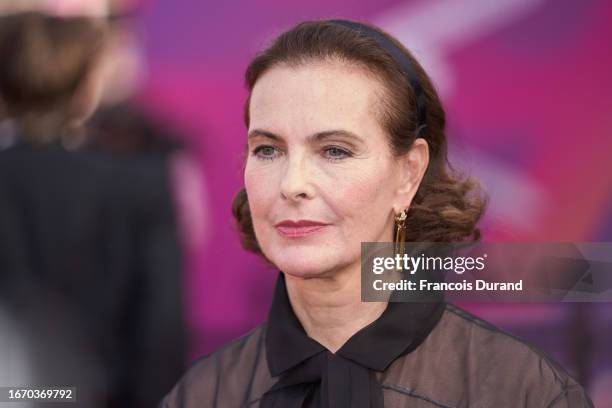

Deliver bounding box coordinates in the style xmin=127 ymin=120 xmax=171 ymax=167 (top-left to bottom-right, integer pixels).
xmin=261 ymin=348 xmax=383 ymax=408
xmin=262 ymin=272 xmax=445 ymax=408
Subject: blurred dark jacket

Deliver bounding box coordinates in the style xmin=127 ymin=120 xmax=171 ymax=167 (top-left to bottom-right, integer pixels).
xmin=0 ymin=132 xmax=186 ymax=407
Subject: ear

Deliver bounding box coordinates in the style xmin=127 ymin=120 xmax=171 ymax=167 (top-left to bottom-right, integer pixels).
xmin=393 ymin=138 xmax=429 ymax=214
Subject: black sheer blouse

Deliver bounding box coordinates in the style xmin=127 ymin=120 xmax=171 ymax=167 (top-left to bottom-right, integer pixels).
xmin=160 ymin=272 xmax=593 ymax=407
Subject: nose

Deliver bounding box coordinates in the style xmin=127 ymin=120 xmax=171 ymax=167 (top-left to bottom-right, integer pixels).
xmin=280 ymin=152 xmax=315 ymax=202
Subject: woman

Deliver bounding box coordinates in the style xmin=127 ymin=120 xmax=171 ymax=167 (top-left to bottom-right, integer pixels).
xmin=161 ymin=19 xmax=593 ymax=407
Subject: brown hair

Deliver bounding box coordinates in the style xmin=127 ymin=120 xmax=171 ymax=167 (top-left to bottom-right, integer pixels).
xmin=232 ymin=20 xmax=488 ymax=255
xmin=0 ymin=12 xmax=107 ymax=115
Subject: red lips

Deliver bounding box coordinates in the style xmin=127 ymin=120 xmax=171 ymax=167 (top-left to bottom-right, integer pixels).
xmin=275 ymin=220 xmax=330 ymax=238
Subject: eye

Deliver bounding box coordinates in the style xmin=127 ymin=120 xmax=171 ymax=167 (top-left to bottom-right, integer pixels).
xmin=323 ymin=146 xmax=352 ymax=161
xmin=252 ymin=145 xmax=280 ymax=161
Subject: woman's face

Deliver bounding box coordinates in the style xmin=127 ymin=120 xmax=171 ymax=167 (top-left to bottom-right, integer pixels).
xmin=245 ymin=60 xmax=420 ymax=278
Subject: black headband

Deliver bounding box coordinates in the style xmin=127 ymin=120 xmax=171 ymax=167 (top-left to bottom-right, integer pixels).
xmin=329 ymin=19 xmax=427 ymax=137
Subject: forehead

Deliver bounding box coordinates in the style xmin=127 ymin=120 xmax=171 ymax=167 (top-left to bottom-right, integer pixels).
xmin=248 ymin=61 xmax=386 ymax=137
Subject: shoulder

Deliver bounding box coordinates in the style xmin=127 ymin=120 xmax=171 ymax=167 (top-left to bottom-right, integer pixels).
xmin=160 ymin=323 xmax=275 ymax=408
xmin=381 ymin=304 xmax=593 ymax=407
xmin=441 ymin=304 xmax=573 ymax=381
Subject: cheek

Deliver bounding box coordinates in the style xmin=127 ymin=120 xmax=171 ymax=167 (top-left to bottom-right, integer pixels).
xmin=325 ymin=161 xmax=394 ymax=222
xmin=244 ymin=162 xmax=277 ymax=219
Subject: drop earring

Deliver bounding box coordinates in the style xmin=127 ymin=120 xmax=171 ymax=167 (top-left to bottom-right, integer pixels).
xmin=394 ymin=209 xmax=408 ymax=270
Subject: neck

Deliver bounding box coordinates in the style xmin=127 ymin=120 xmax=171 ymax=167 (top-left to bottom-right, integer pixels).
xmin=284 ymin=264 xmax=388 ymax=353
xmin=14 ymin=112 xmax=87 ymax=150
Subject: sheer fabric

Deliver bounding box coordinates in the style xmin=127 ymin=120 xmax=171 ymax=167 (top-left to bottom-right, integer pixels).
xmin=161 ymin=272 xmax=594 ymax=407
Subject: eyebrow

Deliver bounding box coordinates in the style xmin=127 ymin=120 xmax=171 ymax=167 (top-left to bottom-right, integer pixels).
xmin=247 ymin=129 xmax=364 ymax=144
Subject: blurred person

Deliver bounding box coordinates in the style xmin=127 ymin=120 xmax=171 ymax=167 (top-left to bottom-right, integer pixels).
xmin=84 ymin=4 xmax=208 ymax=396
xmin=0 ymin=14 xmax=111 ymax=408
xmin=160 ymin=19 xmax=594 ymax=407
xmin=0 ymin=11 xmax=186 ymax=408
xmin=85 ymin=2 xmax=211 ymax=382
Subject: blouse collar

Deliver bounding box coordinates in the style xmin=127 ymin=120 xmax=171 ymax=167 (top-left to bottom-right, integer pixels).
xmin=265 ymin=271 xmax=446 ymax=376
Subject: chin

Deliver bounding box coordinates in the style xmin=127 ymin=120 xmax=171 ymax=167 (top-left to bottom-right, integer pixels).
xmin=268 ymin=248 xmax=337 ymax=278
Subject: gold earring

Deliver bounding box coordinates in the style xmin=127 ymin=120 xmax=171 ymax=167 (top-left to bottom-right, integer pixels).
xmin=394 ymin=209 xmax=408 ymax=268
